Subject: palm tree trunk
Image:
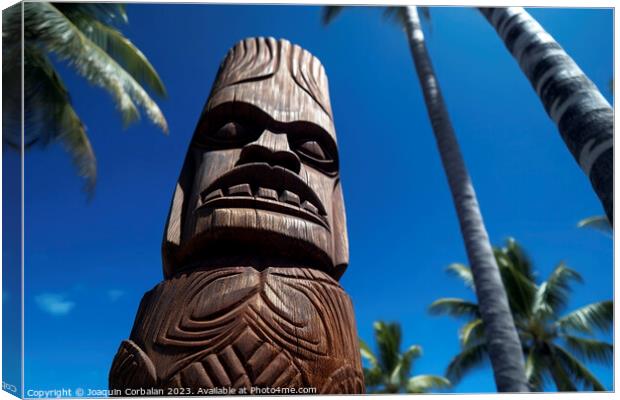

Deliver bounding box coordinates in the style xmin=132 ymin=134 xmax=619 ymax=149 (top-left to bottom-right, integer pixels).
xmin=402 ymin=6 xmax=529 ymax=392
xmin=480 ymin=7 xmax=613 ymax=225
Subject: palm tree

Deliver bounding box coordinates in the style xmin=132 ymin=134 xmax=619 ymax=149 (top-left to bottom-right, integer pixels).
xmin=323 ymin=6 xmax=529 ymax=392
xmin=430 ymin=238 xmax=613 ymax=391
xmin=479 ymin=7 xmax=613 ymax=226
xmin=360 ymin=321 xmax=451 ymax=393
xmin=3 ymin=3 xmax=167 ymax=195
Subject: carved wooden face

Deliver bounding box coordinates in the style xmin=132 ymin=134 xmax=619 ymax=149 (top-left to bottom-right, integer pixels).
xmin=162 ymin=38 xmax=348 ymax=280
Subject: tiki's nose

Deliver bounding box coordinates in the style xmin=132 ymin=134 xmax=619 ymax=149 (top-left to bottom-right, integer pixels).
xmin=238 ymin=129 xmax=301 ymax=174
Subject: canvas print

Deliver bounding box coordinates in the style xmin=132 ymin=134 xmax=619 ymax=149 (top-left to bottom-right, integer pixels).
xmin=2 ymin=3 xmax=614 ymax=397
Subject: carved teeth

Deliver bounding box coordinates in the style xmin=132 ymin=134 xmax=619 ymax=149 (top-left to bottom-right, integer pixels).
xmin=256 ymin=187 xmax=278 ymax=201
xmin=302 ymin=200 xmax=319 ymax=215
xmin=204 ymin=189 xmax=223 ymax=202
xmin=228 ymin=184 xmax=252 ymax=196
xmin=280 ymin=190 xmax=300 ymax=206
xmin=210 ymin=185 xmax=319 ymax=216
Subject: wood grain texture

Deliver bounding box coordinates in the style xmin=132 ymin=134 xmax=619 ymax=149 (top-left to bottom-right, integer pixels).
xmin=161 ymin=37 xmax=348 ymax=280
xmin=208 ymin=37 xmax=335 ymax=138
xmin=111 ymin=38 xmax=363 ymax=394
xmin=110 ymin=267 xmax=364 ymax=393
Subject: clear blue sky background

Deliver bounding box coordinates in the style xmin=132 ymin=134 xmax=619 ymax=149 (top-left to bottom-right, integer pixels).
xmin=8 ymin=5 xmax=614 ymax=395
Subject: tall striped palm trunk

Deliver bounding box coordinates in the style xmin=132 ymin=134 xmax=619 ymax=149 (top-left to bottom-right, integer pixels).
xmin=403 ymin=7 xmax=529 ymax=392
xmin=480 ymin=7 xmax=613 ymax=225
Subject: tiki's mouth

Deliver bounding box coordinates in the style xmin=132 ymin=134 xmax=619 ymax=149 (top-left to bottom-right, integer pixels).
xmin=196 ymin=163 xmax=329 ymax=230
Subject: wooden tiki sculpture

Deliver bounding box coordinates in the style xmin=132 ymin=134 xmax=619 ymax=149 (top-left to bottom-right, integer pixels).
xmin=109 ymin=37 xmax=364 ymax=394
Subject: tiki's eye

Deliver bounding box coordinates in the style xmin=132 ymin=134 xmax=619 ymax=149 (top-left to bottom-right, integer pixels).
xmin=297 ymin=140 xmax=327 ymax=161
xmin=293 ymin=139 xmax=338 ymax=176
xmin=211 ymin=122 xmax=247 ymax=143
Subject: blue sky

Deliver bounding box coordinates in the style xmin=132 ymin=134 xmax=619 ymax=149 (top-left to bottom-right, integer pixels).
xmin=6 ymin=5 xmax=613 ymax=395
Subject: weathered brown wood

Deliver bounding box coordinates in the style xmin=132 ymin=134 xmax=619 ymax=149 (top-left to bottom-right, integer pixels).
xmin=110 ymin=267 xmax=363 ymax=394
xmin=109 ymin=37 xmax=364 ymax=394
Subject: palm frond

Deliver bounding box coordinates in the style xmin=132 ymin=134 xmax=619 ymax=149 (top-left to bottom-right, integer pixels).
xmin=428 ymin=298 xmax=479 ymax=319
xmin=553 ymin=344 xmax=606 ymax=391
xmin=402 ymin=344 xmax=422 ymax=362
xmin=499 ymin=237 xmax=536 ymax=282
xmin=547 ymin=350 xmax=578 ymax=391
xmin=363 ymin=366 xmax=384 ymax=388
xmin=445 ymin=343 xmax=488 ymax=383
xmin=25 ymin=3 xmax=167 ymax=132
xmin=497 ymin=256 xmax=537 ymax=319
xmin=65 ymin=15 xmax=167 ymax=97
xmin=57 ymin=105 xmax=97 ymax=196
xmin=374 ymin=321 xmax=402 ymax=375
xmin=494 ymin=239 xmax=538 ymax=318
xmin=577 ymin=216 xmax=612 ymax=236
xmin=388 ymin=363 xmax=403 ymax=389
xmin=532 ymin=283 xmax=554 ymax=319
xmin=446 ymin=263 xmax=475 ymax=289
xmin=322 ymin=6 xmax=344 ymax=26
xmin=3 ymin=3 xmax=22 ymax=44
xmin=418 ymin=7 xmax=431 ymax=22
xmin=382 ymin=6 xmax=408 ymax=29
xmin=562 ymin=335 xmax=613 ymax=365
xmin=459 ymin=318 xmax=484 ymax=347
xmin=556 ymin=301 xmax=612 ymax=335
xmin=395 ymin=344 xmax=422 ymax=385
xmin=53 ymin=3 xmax=128 ymax=25
xmin=535 ymin=262 xmax=582 ymax=316
xmin=22 ymin=46 xmax=96 ymax=193
xmin=3 ymin=48 xmax=24 ymax=147
xmin=359 ymin=338 xmax=378 ymax=368
xmin=407 ymin=374 xmax=451 ymax=393
xmin=524 ymin=346 xmax=547 ymax=391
